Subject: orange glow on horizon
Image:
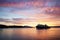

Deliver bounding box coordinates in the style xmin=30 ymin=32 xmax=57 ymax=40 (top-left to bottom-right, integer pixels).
xmin=0 ymin=22 xmax=59 ymax=27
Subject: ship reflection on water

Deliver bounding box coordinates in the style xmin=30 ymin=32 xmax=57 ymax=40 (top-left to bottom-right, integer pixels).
xmin=0 ymin=28 xmax=60 ymax=40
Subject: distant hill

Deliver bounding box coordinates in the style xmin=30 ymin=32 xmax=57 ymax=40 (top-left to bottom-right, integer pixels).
xmin=0 ymin=24 xmax=33 ymax=28
xmin=51 ymin=26 xmax=60 ymax=28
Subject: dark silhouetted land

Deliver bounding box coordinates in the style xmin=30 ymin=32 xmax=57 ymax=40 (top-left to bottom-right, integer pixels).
xmin=0 ymin=24 xmax=60 ymax=29
xmin=36 ymin=24 xmax=50 ymax=29
xmin=0 ymin=24 xmax=33 ymax=28
xmin=51 ymin=26 xmax=60 ymax=28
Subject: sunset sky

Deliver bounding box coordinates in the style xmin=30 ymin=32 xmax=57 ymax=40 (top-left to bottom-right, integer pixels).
xmin=0 ymin=0 xmax=60 ymax=26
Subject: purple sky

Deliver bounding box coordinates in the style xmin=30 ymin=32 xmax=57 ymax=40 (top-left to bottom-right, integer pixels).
xmin=0 ymin=0 xmax=60 ymax=26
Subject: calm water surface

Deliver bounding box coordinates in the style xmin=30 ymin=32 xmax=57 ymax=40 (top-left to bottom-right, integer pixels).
xmin=0 ymin=28 xmax=60 ymax=40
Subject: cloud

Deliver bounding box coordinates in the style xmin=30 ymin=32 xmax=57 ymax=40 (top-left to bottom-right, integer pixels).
xmin=0 ymin=0 xmax=60 ymax=9
xmin=0 ymin=18 xmax=12 ymax=23
xmin=0 ymin=0 xmax=60 ymax=26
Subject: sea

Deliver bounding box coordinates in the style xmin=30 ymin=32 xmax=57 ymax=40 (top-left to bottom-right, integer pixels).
xmin=0 ymin=28 xmax=60 ymax=40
